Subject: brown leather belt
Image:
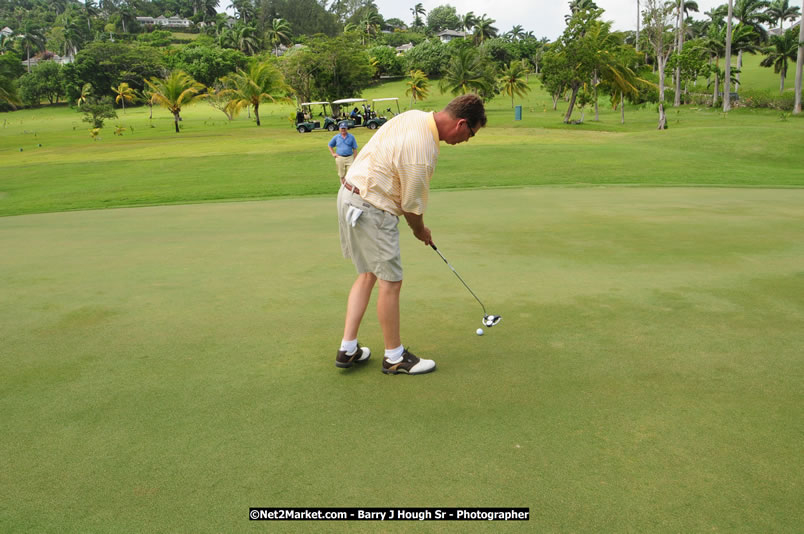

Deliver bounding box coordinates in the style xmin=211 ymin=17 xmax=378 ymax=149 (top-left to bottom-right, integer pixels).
xmin=341 ymin=178 xmax=360 ymax=195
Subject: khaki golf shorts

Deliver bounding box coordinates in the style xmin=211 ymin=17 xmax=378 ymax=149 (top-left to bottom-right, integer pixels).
xmin=337 ymin=185 xmax=402 ymax=281
xmin=335 ymin=154 xmax=354 ymax=180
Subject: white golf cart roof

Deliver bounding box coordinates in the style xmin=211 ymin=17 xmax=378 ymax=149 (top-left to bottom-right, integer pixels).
xmin=331 ymin=98 xmax=368 ymax=104
xmin=300 ymin=102 xmax=329 ymax=106
xmin=372 ymin=98 xmax=399 ymax=102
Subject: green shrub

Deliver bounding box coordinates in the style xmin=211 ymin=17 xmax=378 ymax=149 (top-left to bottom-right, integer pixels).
xmin=738 ymin=89 xmax=797 ymax=111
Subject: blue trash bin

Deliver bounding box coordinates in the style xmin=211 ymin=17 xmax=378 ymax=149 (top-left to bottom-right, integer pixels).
xmin=515 ymin=105 xmax=522 ymax=121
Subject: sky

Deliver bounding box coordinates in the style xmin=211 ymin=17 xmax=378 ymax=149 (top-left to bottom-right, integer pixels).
xmin=370 ymin=0 xmax=729 ymax=41
xmin=217 ymin=1 xmax=746 ymax=42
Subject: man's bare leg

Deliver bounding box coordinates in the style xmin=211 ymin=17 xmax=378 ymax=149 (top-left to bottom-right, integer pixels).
xmin=343 ymin=272 xmax=377 ymax=341
xmin=377 ymin=279 xmax=402 ymax=349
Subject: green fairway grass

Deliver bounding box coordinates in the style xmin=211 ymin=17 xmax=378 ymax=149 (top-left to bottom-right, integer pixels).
xmin=1 ymin=91 xmax=802 ymax=217
xmin=1 ymin=187 xmax=802 ymax=533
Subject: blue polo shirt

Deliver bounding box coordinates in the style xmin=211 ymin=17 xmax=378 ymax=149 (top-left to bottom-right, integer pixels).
xmin=328 ymin=132 xmax=358 ymax=157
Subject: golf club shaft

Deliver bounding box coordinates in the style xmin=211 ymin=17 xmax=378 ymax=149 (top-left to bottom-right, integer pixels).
xmin=430 ymin=244 xmax=488 ymax=316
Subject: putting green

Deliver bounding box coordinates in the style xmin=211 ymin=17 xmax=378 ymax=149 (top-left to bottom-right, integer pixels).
xmin=1 ymin=187 xmax=802 ymax=532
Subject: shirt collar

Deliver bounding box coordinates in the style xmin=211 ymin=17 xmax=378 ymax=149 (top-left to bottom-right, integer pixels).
xmin=427 ymin=112 xmax=439 ymax=148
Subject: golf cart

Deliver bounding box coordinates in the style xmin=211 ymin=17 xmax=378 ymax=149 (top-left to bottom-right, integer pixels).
xmin=330 ymin=98 xmax=369 ymax=129
xmin=366 ymin=97 xmax=401 ymax=129
xmin=295 ymin=101 xmax=338 ymax=133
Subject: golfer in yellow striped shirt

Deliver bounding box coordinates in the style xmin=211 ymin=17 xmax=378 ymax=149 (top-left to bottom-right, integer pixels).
xmin=335 ymin=94 xmax=487 ymax=375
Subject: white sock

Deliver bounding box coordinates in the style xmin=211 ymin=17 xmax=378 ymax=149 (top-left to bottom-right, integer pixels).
xmin=384 ymin=345 xmax=404 ymax=363
xmin=340 ymin=339 xmax=358 ymax=354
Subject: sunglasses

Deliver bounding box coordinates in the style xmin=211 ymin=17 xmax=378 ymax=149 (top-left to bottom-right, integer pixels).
xmin=464 ymin=120 xmax=476 ymax=138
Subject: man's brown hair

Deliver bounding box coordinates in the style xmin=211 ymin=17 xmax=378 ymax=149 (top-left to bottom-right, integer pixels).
xmin=444 ymin=94 xmax=487 ymax=129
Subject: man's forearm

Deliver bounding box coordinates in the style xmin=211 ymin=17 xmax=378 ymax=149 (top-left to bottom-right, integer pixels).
xmin=403 ymin=211 xmax=424 ymax=231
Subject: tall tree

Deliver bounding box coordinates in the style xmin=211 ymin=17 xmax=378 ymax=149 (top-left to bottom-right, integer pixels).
xmin=83 ymin=0 xmax=99 ymax=32
xmin=673 ymin=1 xmax=700 ymax=106
xmin=232 ymin=0 xmax=255 ymax=25
xmin=144 ymin=70 xmax=207 ymax=133
xmin=566 ymin=0 xmax=599 ymax=22
xmin=473 ymin=15 xmax=498 ymax=44
xmin=794 ymin=0 xmax=803 ymax=113
xmin=234 ymin=25 xmax=260 ymax=55
xmin=0 ymin=54 xmax=23 ymax=109
xmin=462 ymin=11 xmax=477 ymax=32
xmin=499 ymin=61 xmax=531 ymax=107
xmin=112 ymin=81 xmax=136 ymax=113
xmin=760 ymin=28 xmax=799 ymax=92
xmin=439 ymin=47 xmax=495 ymax=96
xmin=702 ymin=21 xmax=727 ymax=106
xmin=359 ymin=9 xmax=382 ymax=46
xmin=20 ymin=23 xmax=46 ymax=73
xmin=598 ymin=44 xmax=644 ymax=124
xmin=636 ymin=0 xmax=641 ymax=51
xmin=724 ymin=0 xmax=735 ymax=111
xmin=541 ymin=8 xmax=611 ymax=123
xmin=410 ymin=3 xmax=426 ymax=30
xmin=766 ymin=0 xmax=801 ymax=29
xmin=642 ymin=0 xmax=675 ymax=128
xmin=266 ymin=18 xmax=292 ymax=56
xmin=405 ymin=69 xmax=429 ymax=108
xmin=733 ymin=0 xmax=770 ymax=89
xmin=222 ymin=61 xmax=287 ymax=126
xmin=729 ymin=23 xmax=761 ymax=91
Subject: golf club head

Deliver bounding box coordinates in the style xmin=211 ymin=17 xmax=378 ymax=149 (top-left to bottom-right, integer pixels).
xmin=483 ymin=315 xmax=502 ymax=327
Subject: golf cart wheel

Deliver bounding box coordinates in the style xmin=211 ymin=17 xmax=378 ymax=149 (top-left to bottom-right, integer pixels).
xmin=367 ymin=122 xmax=377 ymax=130
xmin=327 ymin=123 xmax=336 ymax=131
xmin=297 ymin=125 xmax=307 ymax=133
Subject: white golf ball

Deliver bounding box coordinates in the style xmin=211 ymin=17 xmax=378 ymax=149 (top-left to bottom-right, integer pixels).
xmin=476 ymin=328 xmax=484 ymax=336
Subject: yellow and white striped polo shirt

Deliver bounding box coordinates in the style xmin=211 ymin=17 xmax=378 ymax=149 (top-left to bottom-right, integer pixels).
xmin=345 ymin=110 xmax=440 ymax=216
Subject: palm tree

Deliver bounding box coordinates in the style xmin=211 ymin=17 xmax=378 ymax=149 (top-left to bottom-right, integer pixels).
xmin=76 ymin=82 xmax=92 ymax=107
xmin=119 ymin=5 xmax=137 ymax=34
xmin=0 ymin=61 xmax=22 ymax=109
xmin=760 ymin=29 xmax=799 ymax=92
xmin=83 ymin=0 xmax=99 ymax=32
xmin=406 ymin=69 xmax=430 ymax=108
xmin=439 ymin=47 xmax=495 ymax=96
xmin=139 ymin=87 xmax=155 ymax=119
xmin=508 ymin=25 xmax=525 ymax=42
xmin=598 ymin=45 xmax=644 ymax=124
xmin=462 ymin=11 xmax=477 ymax=32
xmin=766 ymin=0 xmax=801 ymax=29
xmin=724 ymin=0 xmax=735 ymax=111
xmin=702 ymin=22 xmax=727 ymax=105
xmin=234 ymin=25 xmax=260 ymax=55
xmin=704 ymin=4 xmax=729 ymax=27
xmin=112 ymin=82 xmax=136 ymax=113
xmin=636 ymin=0 xmax=641 ymax=51
xmin=566 ymin=0 xmax=599 ymax=22
xmin=20 ymin=23 xmax=46 ymax=73
xmin=410 ymin=3 xmax=426 ymax=29
xmin=231 ymin=0 xmax=255 ymax=25
xmin=672 ymin=1 xmax=700 ymax=106
xmin=360 ymin=10 xmax=383 ymax=46
xmin=266 ymin=18 xmax=292 ymax=56
xmin=221 ymin=61 xmax=288 ymax=126
xmin=0 ymin=33 xmax=15 ymax=54
xmin=499 ymin=61 xmax=531 ymax=107
xmin=734 ymin=0 xmax=771 ymax=40
xmin=200 ymin=0 xmax=220 ymax=21
xmin=730 ymin=23 xmax=761 ymax=90
xmin=62 ymin=15 xmax=84 ymax=57
xmin=794 ymin=0 xmax=803 ymax=113
xmin=473 ymin=15 xmax=498 ymax=44
xmin=218 ymin=27 xmax=236 ymax=49
xmin=568 ymin=0 xmax=599 ymax=14
xmin=144 ymin=70 xmax=207 ymax=133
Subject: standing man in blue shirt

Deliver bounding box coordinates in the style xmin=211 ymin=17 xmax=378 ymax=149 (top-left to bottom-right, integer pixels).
xmin=328 ymin=121 xmax=358 ymax=186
